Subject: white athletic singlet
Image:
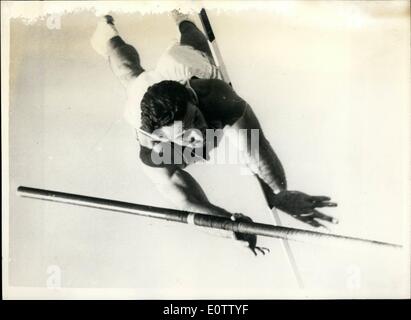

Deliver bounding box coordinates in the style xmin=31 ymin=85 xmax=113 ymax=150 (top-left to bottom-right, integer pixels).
xmin=123 ymin=43 xmax=220 ymax=130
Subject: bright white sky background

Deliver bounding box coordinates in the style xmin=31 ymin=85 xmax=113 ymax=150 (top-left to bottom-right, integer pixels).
xmin=2 ymin=1 xmax=410 ymax=298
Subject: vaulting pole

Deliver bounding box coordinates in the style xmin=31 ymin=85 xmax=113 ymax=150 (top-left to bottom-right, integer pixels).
xmin=198 ymin=8 xmax=232 ymax=85
xmin=17 ymin=186 xmax=401 ymax=250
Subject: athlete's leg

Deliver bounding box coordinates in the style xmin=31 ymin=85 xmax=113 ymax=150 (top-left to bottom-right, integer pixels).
xmin=179 ymin=21 xmax=213 ymax=59
xmin=172 ymin=11 xmax=213 ymax=61
xmin=108 ymin=35 xmax=145 ymax=86
xmin=91 ymin=15 xmax=144 ymax=87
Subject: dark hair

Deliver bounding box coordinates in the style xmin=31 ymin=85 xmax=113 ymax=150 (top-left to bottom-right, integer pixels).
xmin=140 ymin=80 xmax=191 ymax=133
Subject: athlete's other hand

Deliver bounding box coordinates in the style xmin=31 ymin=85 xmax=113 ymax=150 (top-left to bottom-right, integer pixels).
xmin=272 ymin=190 xmax=338 ymax=229
xmin=231 ymin=213 xmax=270 ymax=256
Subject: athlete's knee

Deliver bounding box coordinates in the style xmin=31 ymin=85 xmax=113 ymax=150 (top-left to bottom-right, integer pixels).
xmin=109 ymin=40 xmax=144 ymax=76
xmin=108 ymin=36 xmax=127 ymax=50
xmin=179 ymin=20 xmax=198 ymax=34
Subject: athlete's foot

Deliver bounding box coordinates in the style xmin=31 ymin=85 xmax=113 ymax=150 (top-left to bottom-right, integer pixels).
xmin=104 ymin=15 xmax=115 ymax=25
xmin=90 ymin=15 xmax=119 ymax=59
xmin=171 ymin=9 xmax=196 ymax=26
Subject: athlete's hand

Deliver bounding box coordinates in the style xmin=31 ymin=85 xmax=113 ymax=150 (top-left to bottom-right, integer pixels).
xmin=231 ymin=213 xmax=270 ymax=256
xmin=272 ymin=190 xmax=338 ymax=229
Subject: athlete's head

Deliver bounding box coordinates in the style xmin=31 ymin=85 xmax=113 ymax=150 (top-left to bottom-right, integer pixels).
xmin=140 ymin=80 xmax=207 ymax=148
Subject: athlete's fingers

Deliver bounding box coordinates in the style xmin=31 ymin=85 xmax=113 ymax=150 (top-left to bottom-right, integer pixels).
xmin=310 ymin=196 xmax=331 ymax=202
xmin=313 ymin=201 xmax=338 ymax=208
xmin=255 ymin=247 xmax=266 ymax=255
xmin=314 ymin=221 xmax=328 ymax=230
xmin=302 ymin=218 xmax=323 ymax=228
xmin=260 ymin=247 xmax=270 ymax=253
xmin=299 ymin=212 xmax=315 ymax=217
xmin=313 ymin=209 xmax=339 ymax=224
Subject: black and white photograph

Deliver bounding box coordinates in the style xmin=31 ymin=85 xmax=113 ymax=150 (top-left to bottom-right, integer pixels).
xmin=2 ymin=1 xmax=410 ymax=300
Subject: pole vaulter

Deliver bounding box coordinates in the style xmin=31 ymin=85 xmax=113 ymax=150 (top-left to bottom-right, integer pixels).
xmin=16 ymin=9 xmax=403 ymax=290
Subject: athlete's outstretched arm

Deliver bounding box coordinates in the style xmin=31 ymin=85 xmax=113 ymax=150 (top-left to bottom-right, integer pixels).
xmin=138 ymin=158 xmax=231 ymax=218
xmin=90 ymin=15 xmax=144 ymax=87
xmin=227 ymin=106 xmax=288 ymax=194
xmin=211 ymin=80 xmax=338 ymax=227
xmin=137 ymin=157 xmax=268 ymax=255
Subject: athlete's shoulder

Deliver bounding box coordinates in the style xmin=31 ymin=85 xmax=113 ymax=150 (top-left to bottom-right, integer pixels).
xmin=190 ymin=78 xmax=247 ymax=124
xmin=190 ymin=78 xmax=237 ymax=99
